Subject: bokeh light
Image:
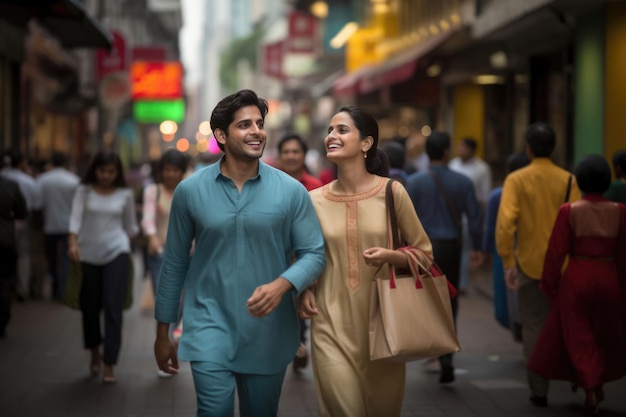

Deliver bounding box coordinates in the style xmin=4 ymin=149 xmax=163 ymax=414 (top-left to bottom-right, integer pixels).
xmin=176 ymin=138 xmax=190 ymax=152
xmin=159 ymin=120 xmax=178 ymax=135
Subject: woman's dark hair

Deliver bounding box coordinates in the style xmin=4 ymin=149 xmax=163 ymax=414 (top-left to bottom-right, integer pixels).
xmin=337 ymin=106 xmax=389 ymax=177
xmin=525 ymin=122 xmax=556 ymax=158
xmin=210 ymin=89 xmax=269 ymax=152
xmin=81 ymin=150 xmax=127 ymax=187
xmin=160 ymin=149 xmax=189 ymax=174
xmin=574 ymin=154 xmax=611 ymax=194
xmin=425 ymin=131 xmax=451 ymax=161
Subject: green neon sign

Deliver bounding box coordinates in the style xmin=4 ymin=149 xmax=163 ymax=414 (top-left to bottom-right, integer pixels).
xmin=133 ymin=100 xmax=185 ymax=123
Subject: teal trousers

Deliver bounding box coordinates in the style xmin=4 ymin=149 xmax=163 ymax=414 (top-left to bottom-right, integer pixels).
xmin=190 ymin=361 xmax=287 ymax=417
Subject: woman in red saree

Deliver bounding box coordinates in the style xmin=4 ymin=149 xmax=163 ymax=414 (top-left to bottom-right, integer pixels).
xmin=528 ymin=155 xmax=626 ymax=415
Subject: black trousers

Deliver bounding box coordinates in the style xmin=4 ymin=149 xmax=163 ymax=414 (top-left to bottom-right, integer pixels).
xmin=431 ymin=239 xmax=462 ymax=369
xmin=45 ymin=233 xmax=70 ymax=300
xmin=0 ymin=251 xmax=17 ymax=335
xmin=80 ymin=253 xmax=130 ymax=365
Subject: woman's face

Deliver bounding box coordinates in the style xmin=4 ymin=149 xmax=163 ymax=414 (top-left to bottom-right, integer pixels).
xmin=162 ymin=164 xmax=185 ymax=188
xmin=324 ymin=111 xmax=370 ymax=163
xmin=95 ymin=163 xmax=118 ymax=188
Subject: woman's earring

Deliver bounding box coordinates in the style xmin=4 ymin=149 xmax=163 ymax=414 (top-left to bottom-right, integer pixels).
xmin=363 ymin=151 xmax=368 ymax=159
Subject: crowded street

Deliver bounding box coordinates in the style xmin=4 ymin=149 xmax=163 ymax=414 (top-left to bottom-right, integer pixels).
xmin=1 ymin=252 xmax=625 ymax=417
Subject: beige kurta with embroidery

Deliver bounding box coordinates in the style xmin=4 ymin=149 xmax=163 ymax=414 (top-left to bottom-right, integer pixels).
xmin=308 ymin=177 xmax=432 ymax=417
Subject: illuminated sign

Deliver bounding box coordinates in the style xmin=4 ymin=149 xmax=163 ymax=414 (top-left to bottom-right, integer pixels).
xmin=131 ymin=61 xmax=183 ymax=100
xmin=133 ymin=99 xmax=185 ymax=123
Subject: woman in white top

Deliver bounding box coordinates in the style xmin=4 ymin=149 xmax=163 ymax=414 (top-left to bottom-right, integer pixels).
xmin=141 ymin=149 xmax=189 ymax=298
xmin=68 ymin=150 xmax=138 ymax=383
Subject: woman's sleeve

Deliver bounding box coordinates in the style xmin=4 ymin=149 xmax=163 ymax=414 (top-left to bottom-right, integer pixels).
xmin=394 ymin=181 xmax=432 ymax=266
xmin=68 ymin=185 xmax=86 ymax=235
xmin=541 ymin=203 xmax=572 ymax=299
xmin=141 ymin=184 xmax=157 ymax=236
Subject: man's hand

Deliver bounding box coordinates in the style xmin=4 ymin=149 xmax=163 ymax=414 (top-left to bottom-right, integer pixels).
xmin=247 ymin=277 xmax=293 ymax=318
xmin=154 ymin=325 xmax=179 ymax=375
xmin=298 ymin=289 xmax=318 ymax=319
xmin=147 ymin=235 xmax=162 ymax=256
xmin=504 ymin=267 xmax=518 ymax=290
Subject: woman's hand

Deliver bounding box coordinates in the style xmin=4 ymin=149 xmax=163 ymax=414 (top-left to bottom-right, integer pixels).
xmin=298 ymin=289 xmax=318 ymax=319
xmin=67 ymin=244 xmax=81 ymax=263
xmin=362 ymin=247 xmax=393 ymax=267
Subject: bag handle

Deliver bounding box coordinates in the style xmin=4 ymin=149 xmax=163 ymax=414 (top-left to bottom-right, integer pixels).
xmin=427 ymin=171 xmax=462 ymax=230
xmin=564 ymin=175 xmax=572 ymax=203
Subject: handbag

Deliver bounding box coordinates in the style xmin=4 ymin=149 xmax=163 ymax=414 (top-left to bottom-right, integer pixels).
xmin=368 ymin=180 xmax=461 ymax=362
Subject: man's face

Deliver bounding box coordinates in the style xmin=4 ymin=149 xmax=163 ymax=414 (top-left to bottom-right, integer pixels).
xmin=216 ymin=105 xmax=266 ymax=161
xmin=458 ymin=143 xmax=474 ymax=161
xmin=278 ymin=139 xmax=306 ymax=177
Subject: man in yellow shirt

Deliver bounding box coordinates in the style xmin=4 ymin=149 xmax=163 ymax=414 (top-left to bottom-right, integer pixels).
xmin=496 ymin=122 xmax=581 ymax=407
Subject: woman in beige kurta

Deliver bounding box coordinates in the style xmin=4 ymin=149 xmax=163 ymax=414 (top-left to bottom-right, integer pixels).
xmin=300 ymin=106 xmax=432 ymax=417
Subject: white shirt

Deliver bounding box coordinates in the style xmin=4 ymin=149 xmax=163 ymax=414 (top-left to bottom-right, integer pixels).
xmin=37 ymin=168 xmax=80 ymax=234
xmin=1 ymin=168 xmax=42 ymax=211
xmin=69 ymin=185 xmax=139 ymax=265
xmin=449 ymin=156 xmax=492 ymax=205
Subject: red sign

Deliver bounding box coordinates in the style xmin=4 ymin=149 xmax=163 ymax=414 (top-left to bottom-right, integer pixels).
xmin=262 ymin=41 xmax=285 ymax=80
xmin=286 ymin=10 xmax=318 ymax=54
xmin=131 ymin=61 xmax=183 ymax=100
xmin=96 ymin=31 xmax=127 ymax=81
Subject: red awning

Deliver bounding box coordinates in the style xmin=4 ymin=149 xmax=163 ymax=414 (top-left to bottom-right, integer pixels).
xmin=333 ymin=29 xmax=457 ymax=97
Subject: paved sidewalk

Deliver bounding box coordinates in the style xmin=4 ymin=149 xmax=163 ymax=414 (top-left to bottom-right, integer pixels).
xmin=1 ymin=259 xmax=625 ymax=416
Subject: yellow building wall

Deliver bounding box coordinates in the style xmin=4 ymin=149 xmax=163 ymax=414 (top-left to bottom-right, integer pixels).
xmin=605 ymin=2 xmax=626 ymax=170
xmin=452 ymin=84 xmax=485 ymax=158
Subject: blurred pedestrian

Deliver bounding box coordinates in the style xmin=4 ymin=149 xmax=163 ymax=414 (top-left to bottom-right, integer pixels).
xmin=382 ymin=140 xmax=409 ymax=185
xmin=528 ymin=154 xmax=626 ymax=416
xmin=153 ymin=89 xmax=325 ymax=417
xmin=405 ymin=131 xmax=484 ymax=384
xmin=67 ymin=150 xmax=138 ymax=383
xmin=496 ymin=122 xmax=581 ymax=407
xmin=1 ymin=150 xmax=42 ymax=301
xmin=483 ymin=152 xmax=529 ymax=339
xmin=37 ymin=152 xmax=79 ymax=301
xmin=449 ymin=138 xmax=492 ymax=293
xmin=0 ymin=176 xmax=27 ymax=337
xmin=141 ymin=149 xmax=189 ymax=301
xmin=299 ymin=106 xmax=433 ymax=417
xmin=605 ymin=149 xmax=626 ymax=204
xmin=276 ymin=132 xmax=322 ymax=372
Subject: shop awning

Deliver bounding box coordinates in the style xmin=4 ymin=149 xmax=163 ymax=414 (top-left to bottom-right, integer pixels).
xmin=0 ymin=0 xmax=113 ymax=50
xmin=333 ymin=29 xmax=458 ymax=97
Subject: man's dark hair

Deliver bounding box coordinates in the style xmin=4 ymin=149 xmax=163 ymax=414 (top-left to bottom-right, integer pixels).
xmin=425 ymin=131 xmax=451 ymax=161
xmin=278 ymin=133 xmax=307 ymax=154
xmin=210 ymin=89 xmax=269 ymax=152
xmin=4 ymin=149 xmax=24 ymax=168
xmin=506 ymin=152 xmax=530 ymax=174
xmin=51 ymin=152 xmax=69 ymax=168
xmin=611 ymin=149 xmax=626 ymax=177
xmin=80 ymin=150 xmax=127 ymax=188
xmin=525 ymin=122 xmax=556 ymax=158
xmin=574 ymin=154 xmax=611 ymax=194
xmin=461 ymin=137 xmax=478 ymax=152
xmin=381 ymin=141 xmax=405 ymax=169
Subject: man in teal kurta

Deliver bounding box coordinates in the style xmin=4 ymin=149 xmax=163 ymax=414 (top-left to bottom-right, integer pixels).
xmin=154 ymin=89 xmax=326 ymax=417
